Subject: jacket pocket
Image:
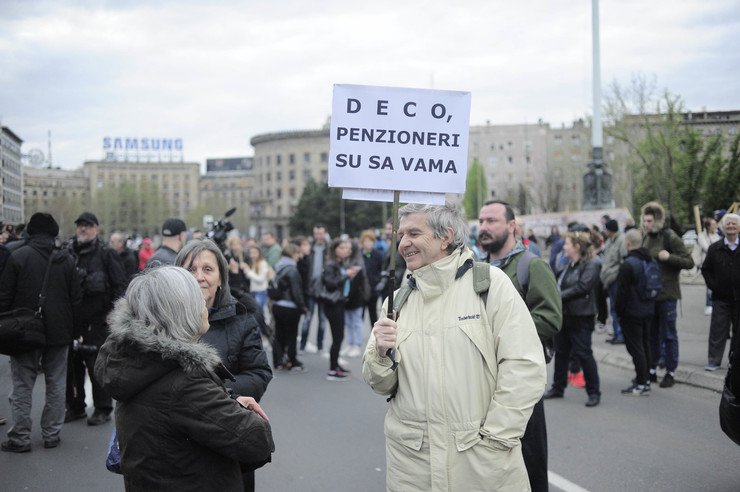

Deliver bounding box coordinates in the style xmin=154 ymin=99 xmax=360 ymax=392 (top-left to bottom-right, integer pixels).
xmin=453 ymin=428 xmax=482 ymax=452
xmin=384 ymin=416 xmax=424 ymax=451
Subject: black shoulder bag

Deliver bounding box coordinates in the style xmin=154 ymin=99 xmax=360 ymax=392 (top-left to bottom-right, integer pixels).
xmin=0 ymin=252 xmax=55 ymax=356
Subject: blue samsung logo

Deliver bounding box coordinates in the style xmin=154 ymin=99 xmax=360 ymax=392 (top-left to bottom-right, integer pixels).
xmin=103 ymin=137 xmax=184 ymax=151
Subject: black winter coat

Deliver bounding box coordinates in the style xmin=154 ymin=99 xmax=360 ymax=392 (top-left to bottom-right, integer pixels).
xmin=95 ymin=300 xmax=274 ymax=492
xmin=0 ymin=235 xmax=83 ymax=346
xmin=558 ymin=258 xmax=601 ymax=317
xmin=68 ymin=237 xmax=127 ymax=344
xmin=202 ymin=293 xmax=272 ymax=401
xmin=615 ymin=248 xmax=655 ymax=319
xmin=274 ymin=262 xmax=308 ymax=312
xmin=362 ymin=249 xmax=383 ymax=296
xmin=701 ymin=239 xmax=740 ymax=303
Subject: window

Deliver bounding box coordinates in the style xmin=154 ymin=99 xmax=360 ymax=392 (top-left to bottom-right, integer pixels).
xmin=276 ymin=171 xmax=282 ymax=181
xmin=289 ymin=170 xmax=295 ymax=180
xmin=303 ymin=169 xmax=312 ymax=180
xmin=320 ymin=152 xmax=328 ymax=163
xmin=304 ymin=152 xmax=311 ymax=163
xmin=289 ymin=153 xmax=295 ymax=164
xmin=276 ymin=154 xmax=282 ymax=165
xmin=276 ymin=189 xmax=282 ymax=199
xmin=266 ymin=156 xmax=271 ymax=165
xmin=507 ymin=156 xmax=513 ymax=164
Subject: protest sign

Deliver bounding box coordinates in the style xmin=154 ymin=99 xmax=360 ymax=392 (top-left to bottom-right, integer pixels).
xmin=328 ymin=84 xmax=471 ymax=195
xmin=342 ymin=188 xmax=445 ymax=205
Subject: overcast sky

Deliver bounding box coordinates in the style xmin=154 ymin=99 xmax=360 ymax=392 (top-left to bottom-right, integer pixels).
xmin=1 ymin=0 xmax=738 ymax=170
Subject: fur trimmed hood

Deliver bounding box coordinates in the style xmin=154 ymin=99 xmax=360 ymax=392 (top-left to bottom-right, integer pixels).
xmin=641 ymin=201 xmax=666 ymax=231
xmin=96 ymin=298 xmax=223 ymax=401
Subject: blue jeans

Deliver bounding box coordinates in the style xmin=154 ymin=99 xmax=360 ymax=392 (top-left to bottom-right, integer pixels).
xmin=608 ymin=282 xmax=623 ymax=340
xmin=650 ymin=299 xmax=679 ymax=373
xmin=300 ymin=296 xmax=327 ymax=350
xmin=8 ymin=346 xmax=68 ymax=445
xmin=344 ymin=307 xmax=364 ymax=346
xmin=253 ymin=290 xmax=268 ymax=315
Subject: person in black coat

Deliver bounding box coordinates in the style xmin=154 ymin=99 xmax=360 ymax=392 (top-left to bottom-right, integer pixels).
xmin=615 ymin=229 xmax=656 ymax=395
xmin=545 ymin=232 xmax=602 ymax=407
xmin=0 ymin=213 xmax=82 ymax=452
xmin=95 ymin=266 xmax=274 ymax=491
xmin=176 ymin=239 xmax=273 ymax=492
xmin=360 ymin=230 xmax=383 ymax=330
xmin=701 ymin=213 xmax=740 ymax=370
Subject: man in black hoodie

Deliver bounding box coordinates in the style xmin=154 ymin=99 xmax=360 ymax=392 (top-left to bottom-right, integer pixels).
xmin=615 ymin=228 xmax=655 ymax=396
xmin=0 ymin=213 xmax=82 ymax=452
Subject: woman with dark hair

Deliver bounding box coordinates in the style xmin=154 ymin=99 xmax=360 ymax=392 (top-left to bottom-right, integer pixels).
xmin=176 ymin=239 xmax=272 ymax=491
xmin=544 ymin=232 xmax=603 ymax=407
xmin=321 ymin=238 xmax=361 ymax=381
xmin=94 ymin=266 xmax=274 ymax=490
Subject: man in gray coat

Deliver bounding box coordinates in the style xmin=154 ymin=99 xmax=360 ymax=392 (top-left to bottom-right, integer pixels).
xmin=600 ymin=219 xmax=628 ymax=344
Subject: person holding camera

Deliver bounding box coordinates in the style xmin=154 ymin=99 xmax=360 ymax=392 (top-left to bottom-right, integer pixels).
xmin=65 ymin=212 xmax=127 ymax=426
xmin=0 ymin=213 xmax=83 ymax=452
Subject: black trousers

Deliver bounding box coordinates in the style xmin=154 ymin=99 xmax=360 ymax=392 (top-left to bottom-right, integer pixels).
xmin=621 ymin=316 xmax=652 ymax=385
xmin=272 ymin=304 xmax=302 ymax=368
xmin=596 ymin=281 xmax=608 ymax=325
xmin=323 ymin=302 xmax=345 ymax=370
xmin=365 ymin=294 xmax=379 ymax=329
xmin=552 ymin=315 xmax=601 ymax=396
xmin=521 ymin=397 xmax=548 ymax=492
xmin=66 ymin=348 xmax=112 ymax=412
xmin=708 ymin=300 xmax=739 ymax=367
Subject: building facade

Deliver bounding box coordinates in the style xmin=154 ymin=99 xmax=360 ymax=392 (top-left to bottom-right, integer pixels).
xmin=199 ymin=170 xmax=255 ymax=236
xmin=23 ymin=166 xmax=88 ymax=238
xmin=0 ymin=126 xmax=23 ymax=224
xmin=250 ymin=129 xmax=330 ymax=239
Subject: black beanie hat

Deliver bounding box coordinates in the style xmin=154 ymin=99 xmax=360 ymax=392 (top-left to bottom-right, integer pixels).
xmin=605 ymin=219 xmax=619 ymax=232
xmin=27 ymin=213 xmax=60 ymax=237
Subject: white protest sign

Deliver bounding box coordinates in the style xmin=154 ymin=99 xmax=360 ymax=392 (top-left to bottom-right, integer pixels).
xmin=342 ymin=188 xmax=446 ymax=205
xmin=329 ymin=84 xmax=471 ymax=195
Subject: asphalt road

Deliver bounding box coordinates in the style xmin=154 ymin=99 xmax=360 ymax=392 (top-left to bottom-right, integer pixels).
xmin=2 ymin=348 xmax=736 ymax=492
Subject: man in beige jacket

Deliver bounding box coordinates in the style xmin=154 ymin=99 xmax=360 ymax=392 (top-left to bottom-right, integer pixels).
xmin=363 ymin=203 xmax=546 ymax=492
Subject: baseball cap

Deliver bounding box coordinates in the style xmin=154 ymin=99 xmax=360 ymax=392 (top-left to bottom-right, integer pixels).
xmin=74 ymin=212 xmax=99 ymax=226
xmin=162 ymin=218 xmax=187 ymax=237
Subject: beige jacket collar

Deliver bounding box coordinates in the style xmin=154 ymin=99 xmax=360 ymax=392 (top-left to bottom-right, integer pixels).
xmin=409 ymin=248 xmax=471 ymax=301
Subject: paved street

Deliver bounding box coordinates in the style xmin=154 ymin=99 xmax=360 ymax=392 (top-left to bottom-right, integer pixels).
xmin=1 ymin=279 xmax=737 ymax=491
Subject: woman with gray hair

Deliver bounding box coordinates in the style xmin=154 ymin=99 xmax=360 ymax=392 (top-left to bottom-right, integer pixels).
xmin=176 ymin=239 xmax=272 ymax=491
xmin=95 ymin=266 xmax=274 ymax=490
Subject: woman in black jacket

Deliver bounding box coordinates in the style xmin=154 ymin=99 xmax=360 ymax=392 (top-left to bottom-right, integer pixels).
xmin=321 ymin=238 xmax=361 ymax=381
xmin=95 ymin=266 xmax=274 ymax=491
xmin=545 ymin=232 xmax=603 ymax=407
xmin=176 ymin=239 xmax=272 ymax=491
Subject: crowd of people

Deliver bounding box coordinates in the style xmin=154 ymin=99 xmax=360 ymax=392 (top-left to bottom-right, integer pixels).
xmin=0 ymin=198 xmax=737 ymax=491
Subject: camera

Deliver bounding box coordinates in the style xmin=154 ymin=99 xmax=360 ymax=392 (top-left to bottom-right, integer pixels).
xmin=206 ymin=207 xmax=236 ymax=256
xmin=73 ymin=339 xmax=99 ymax=356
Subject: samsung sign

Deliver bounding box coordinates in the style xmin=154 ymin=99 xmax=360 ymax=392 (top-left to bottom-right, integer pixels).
xmin=102 ymin=137 xmax=184 ymax=162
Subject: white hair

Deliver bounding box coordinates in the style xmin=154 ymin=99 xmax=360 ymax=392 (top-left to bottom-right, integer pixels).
xmin=398 ymin=202 xmax=469 ymax=253
xmin=721 ymin=213 xmax=739 ymax=230
xmin=125 ymin=266 xmax=204 ymax=343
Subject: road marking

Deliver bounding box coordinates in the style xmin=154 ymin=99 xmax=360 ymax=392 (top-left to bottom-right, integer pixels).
xmin=548 ymin=470 xmax=591 ymax=492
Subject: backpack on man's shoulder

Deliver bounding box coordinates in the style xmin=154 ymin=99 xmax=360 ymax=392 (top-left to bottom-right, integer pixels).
xmin=267 ymin=265 xmax=292 ymax=301
xmin=628 ymin=256 xmax=663 ymax=301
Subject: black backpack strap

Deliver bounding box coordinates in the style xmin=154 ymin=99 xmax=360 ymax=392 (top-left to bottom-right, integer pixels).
xmin=37 ymin=249 xmax=56 ymax=318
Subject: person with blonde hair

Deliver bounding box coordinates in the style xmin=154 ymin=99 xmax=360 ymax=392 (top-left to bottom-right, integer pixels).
xmin=545 ymin=232 xmax=603 ymax=407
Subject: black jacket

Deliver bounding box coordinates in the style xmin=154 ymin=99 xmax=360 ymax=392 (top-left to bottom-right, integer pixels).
xmin=362 ymin=249 xmax=383 ymax=297
xmin=615 ymin=248 xmax=655 ymax=319
xmin=558 ymin=258 xmax=602 ymax=317
xmin=701 ymin=238 xmax=740 ymax=303
xmin=68 ymin=237 xmax=127 ymax=343
xmin=118 ymin=248 xmax=139 ymax=283
xmin=0 ymin=235 xmax=83 ymax=346
xmin=273 ymin=261 xmax=308 ymax=312
xmin=202 ymin=293 xmax=272 ymax=401
xmin=95 ymin=300 xmax=274 ymax=492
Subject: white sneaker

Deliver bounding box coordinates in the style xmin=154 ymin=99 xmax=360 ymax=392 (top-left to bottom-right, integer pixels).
xmin=595 ymin=322 xmax=607 ymax=334
xmin=704 ymin=306 xmax=712 ymax=316
xmin=303 ymin=342 xmax=318 ymax=354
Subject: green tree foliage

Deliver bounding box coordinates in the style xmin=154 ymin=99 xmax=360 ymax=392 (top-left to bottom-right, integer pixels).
xmin=605 ymin=75 xmax=725 ymax=225
xmin=463 ymin=158 xmax=487 ymax=219
xmin=702 ymin=132 xmax=740 ymax=214
xmin=91 ymin=181 xmax=169 ymax=237
xmin=289 ymin=178 xmax=385 ymax=238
